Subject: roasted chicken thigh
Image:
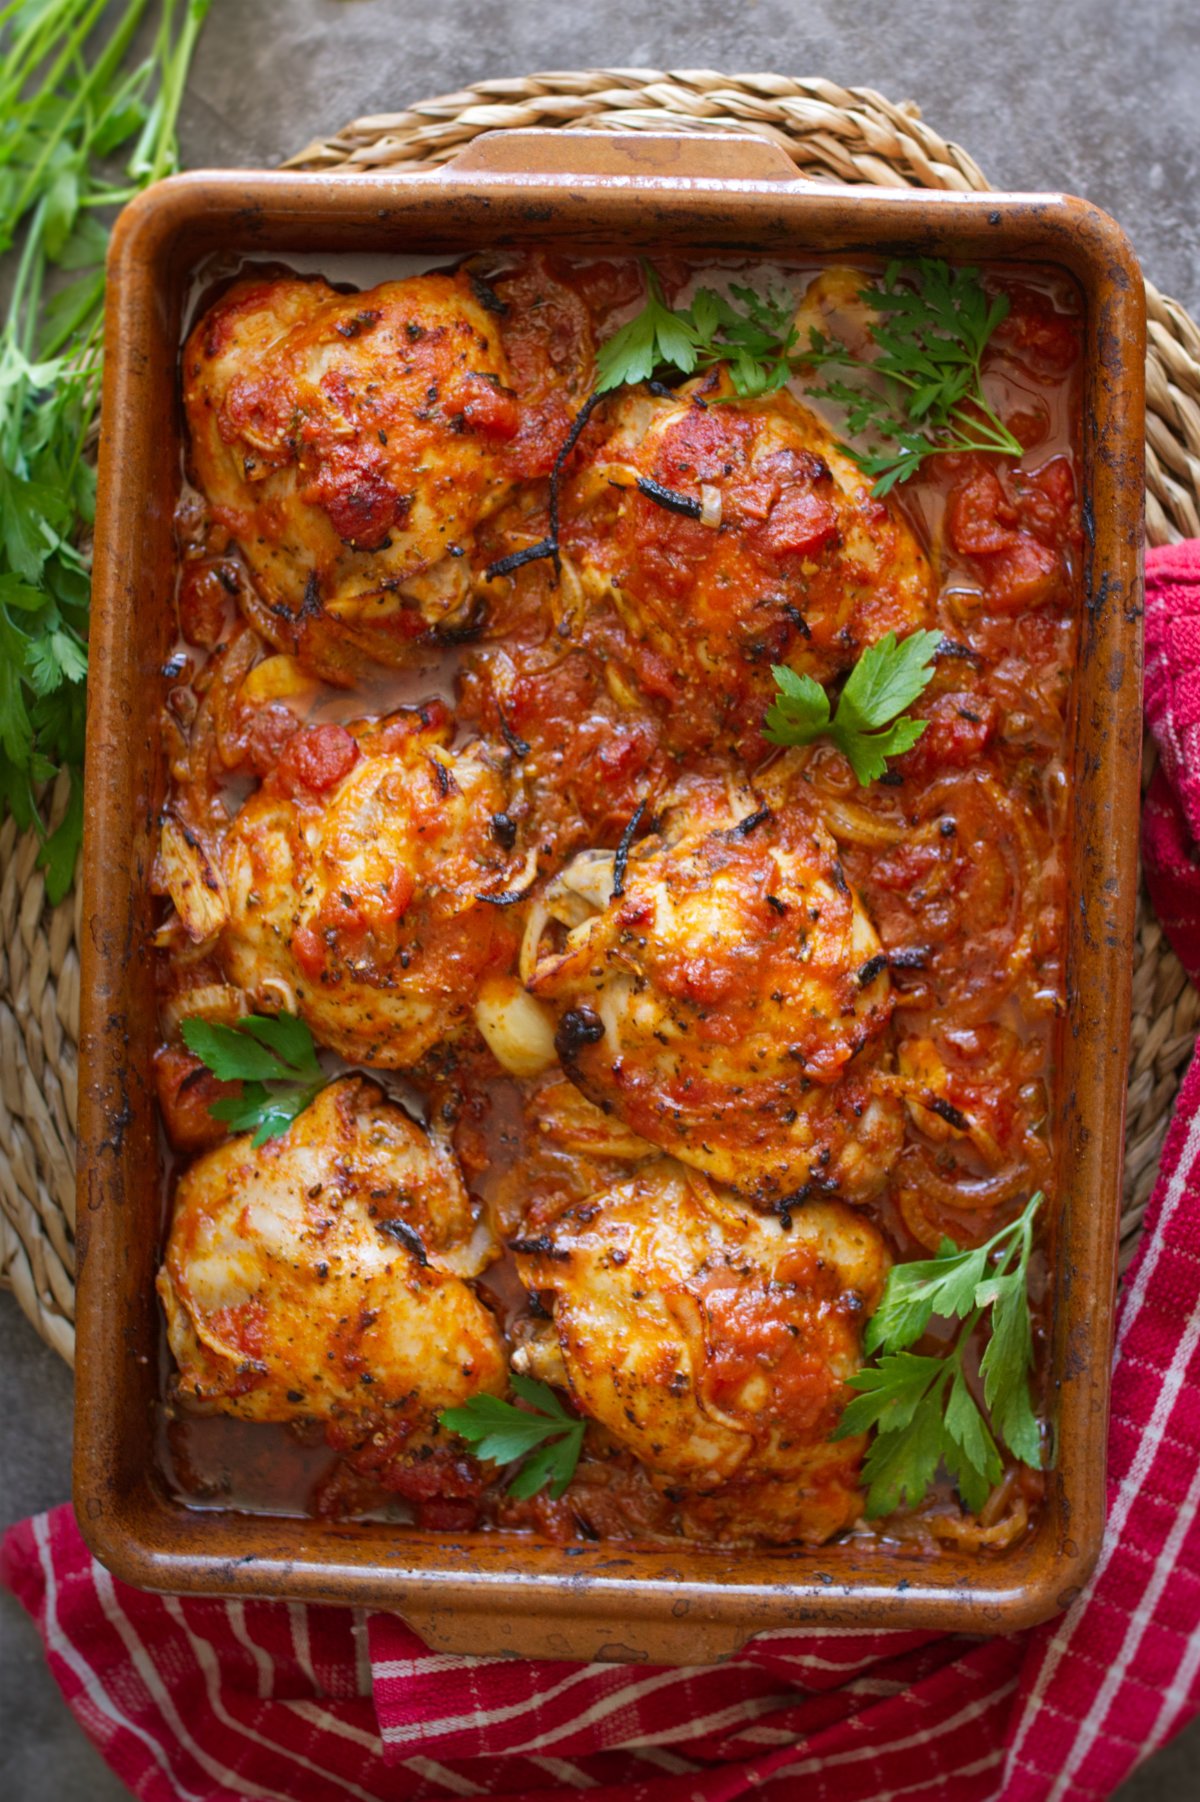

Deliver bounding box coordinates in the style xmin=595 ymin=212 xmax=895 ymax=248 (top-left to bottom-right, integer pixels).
xmin=561 ymin=372 xmax=934 ymax=756
xmin=159 ymin=711 xmax=522 ymax=1069
xmin=514 ymin=1158 xmax=889 ymax=1542
xmin=184 ymin=271 xmax=520 ymax=673
xmin=158 ymin=1077 xmax=504 ymax=1427
xmin=526 ymin=771 xmax=903 ymax=1204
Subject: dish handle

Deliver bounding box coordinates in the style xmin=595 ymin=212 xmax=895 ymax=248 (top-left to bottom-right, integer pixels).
xmin=438 ymin=126 xmax=803 ymax=184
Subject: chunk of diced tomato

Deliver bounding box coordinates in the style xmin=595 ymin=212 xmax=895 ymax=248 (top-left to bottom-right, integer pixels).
xmin=154 ymin=1045 xmax=236 ymax=1153
xmin=946 ymin=466 xmax=1017 ymax=556
xmin=277 ymin=723 xmax=359 ymax=794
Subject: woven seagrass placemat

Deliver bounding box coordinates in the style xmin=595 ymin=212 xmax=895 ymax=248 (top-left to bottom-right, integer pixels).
xmin=3 ymin=71 xmax=1198 ymax=1364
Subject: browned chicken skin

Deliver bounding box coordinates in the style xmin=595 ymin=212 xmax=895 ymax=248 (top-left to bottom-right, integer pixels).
xmin=183 ymin=271 xmax=521 ymax=674
xmin=158 ymin=1078 xmax=505 ymax=1428
xmin=158 ymin=710 xmax=523 ymax=1070
xmin=526 ymin=769 xmax=903 ymax=1205
xmin=560 ymin=371 xmax=935 ymax=758
xmin=514 ymin=1158 xmax=890 ymax=1543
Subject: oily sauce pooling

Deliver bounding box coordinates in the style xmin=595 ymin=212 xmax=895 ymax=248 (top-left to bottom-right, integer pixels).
xmin=153 ymin=251 xmax=1079 ymax=1553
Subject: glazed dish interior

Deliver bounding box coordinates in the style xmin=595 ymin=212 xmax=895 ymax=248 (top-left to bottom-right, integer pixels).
xmin=150 ymin=246 xmax=1082 ymax=1560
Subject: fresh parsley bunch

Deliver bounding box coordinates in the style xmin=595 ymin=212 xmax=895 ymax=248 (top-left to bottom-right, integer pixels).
xmin=181 ymin=1012 xmax=326 ymax=1147
xmin=763 ymin=628 xmax=942 ymax=785
xmin=836 ymin=1191 xmax=1044 ymax=1517
xmin=805 ymin=258 xmax=1023 ymax=495
xmin=0 ymin=0 xmax=210 ymax=900
xmin=440 ymin=1374 xmax=586 ymax=1500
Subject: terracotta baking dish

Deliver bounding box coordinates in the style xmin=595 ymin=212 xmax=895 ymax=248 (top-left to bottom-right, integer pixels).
xmin=74 ymin=130 xmax=1145 ymax=1663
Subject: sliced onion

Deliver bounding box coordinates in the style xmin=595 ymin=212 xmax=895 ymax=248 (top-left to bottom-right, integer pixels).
xmin=159 ymin=983 xmax=248 ymax=1038
xmin=817 ymin=797 xmax=908 ymax=847
xmin=552 ymin=553 xmax=588 ymax=637
xmin=928 ymin=1496 xmax=1029 ymax=1549
xmin=604 ymin=661 xmax=642 ymax=710
xmin=536 ymin=1078 xmax=655 ymax=1160
xmin=519 ymin=896 xmax=551 ymax=987
xmin=548 ymin=850 xmax=617 ymax=924
xmin=907 ymin=1148 xmax=1029 ymax=1214
xmin=256 ymin=975 xmax=299 ymax=1016
xmin=159 ymin=816 xmax=228 ymax=943
xmin=699 ymin=484 xmax=722 ymax=529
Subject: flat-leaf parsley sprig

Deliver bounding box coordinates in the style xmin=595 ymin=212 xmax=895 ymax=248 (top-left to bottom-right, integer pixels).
xmin=595 ymin=262 xmax=704 ymax=393
xmin=763 ymin=627 xmax=942 ymax=786
xmin=595 ymin=261 xmax=798 ymax=400
xmin=180 ymin=1012 xmax=326 ymax=1147
xmin=834 ymin=1190 xmax=1045 ymax=1518
xmin=689 ymin=282 xmax=799 ymax=399
xmin=440 ymin=1375 xmax=586 ymax=1500
xmin=804 ymin=258 xmax=1023 ymax=496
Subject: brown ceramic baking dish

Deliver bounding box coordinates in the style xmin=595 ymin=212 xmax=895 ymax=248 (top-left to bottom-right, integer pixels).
xmin=74 ymin=130 xmax=1145 ymax=1662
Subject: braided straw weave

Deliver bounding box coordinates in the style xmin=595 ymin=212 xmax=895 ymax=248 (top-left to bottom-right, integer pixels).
xmin=4 ymin=72 xmax=1198 ymax=1363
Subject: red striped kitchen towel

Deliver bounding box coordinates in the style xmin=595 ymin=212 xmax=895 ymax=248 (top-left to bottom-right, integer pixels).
xmin=1143 ymin=538 xmax=1200 ymax=982
xmin=5 ymin=540 xmax=1200 ymax=1802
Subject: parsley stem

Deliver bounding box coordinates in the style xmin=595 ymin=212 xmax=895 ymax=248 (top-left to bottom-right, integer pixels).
xmin=939 ymin=1305 xmax=982 ymax=1375
xmin=39 ymin=274 xmax=105 ymax=360
xmin=63 ymin=360 xmax=105 ymax=489
xmin=6 ymin=0 xmax=112 ymax=223
xmin=5 ymin=190 xmax=47 ymax=322
xmin=946 ymin=398 xmax=1022 ymax=457
xmin=0 ymin=1 xmax=83 ymax=112
xmin=979 ymin=1190 xmax=1042 ymax=1261
xmin=148 ymin=3 xmax=208 ymax=185
xmin=2 ymin=198 xmax=49 ymax=464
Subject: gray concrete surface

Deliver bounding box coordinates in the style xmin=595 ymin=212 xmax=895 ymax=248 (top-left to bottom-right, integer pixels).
xmin=3 ymin=1 xmax=1199 ymax=1796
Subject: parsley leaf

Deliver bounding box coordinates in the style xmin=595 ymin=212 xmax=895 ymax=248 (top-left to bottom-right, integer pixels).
xmin=805 ymin=258 xmax=1023 ymax=495
xmin=595 ymin=262 xmax=702 ymax=393
xmin=440 ymin=1373 xmax=586 ymax=1500
xmin=943 ymin=1366 xmax=1004 ymax=1514
xmin=836 ymin=1191 xmax=1044 ymax=1518
xmin=842 ymin=1348 xmax=1003 ymax=1519
xmin=840 ymin=626 xmax=944 ymax=726
xmin=839 ymin=1348 xmax=946 ymax=1443
xmin=593 ymin=257 xmax=1021 ymax=495
xmin=38 ymin=769 xmax=83 ymax=899
xmin=763 ymin=628 xmax=942 ymax=785
xmin=181 ymin=1012 xmax=326 ymax=1148
xmin=854 ymin=1364 xmax=948 ymax=1517
xmin=863 ymin=1234 xmax=990 ymax=1355
xmin=692 ymin=282 xmax=798 ymax=398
